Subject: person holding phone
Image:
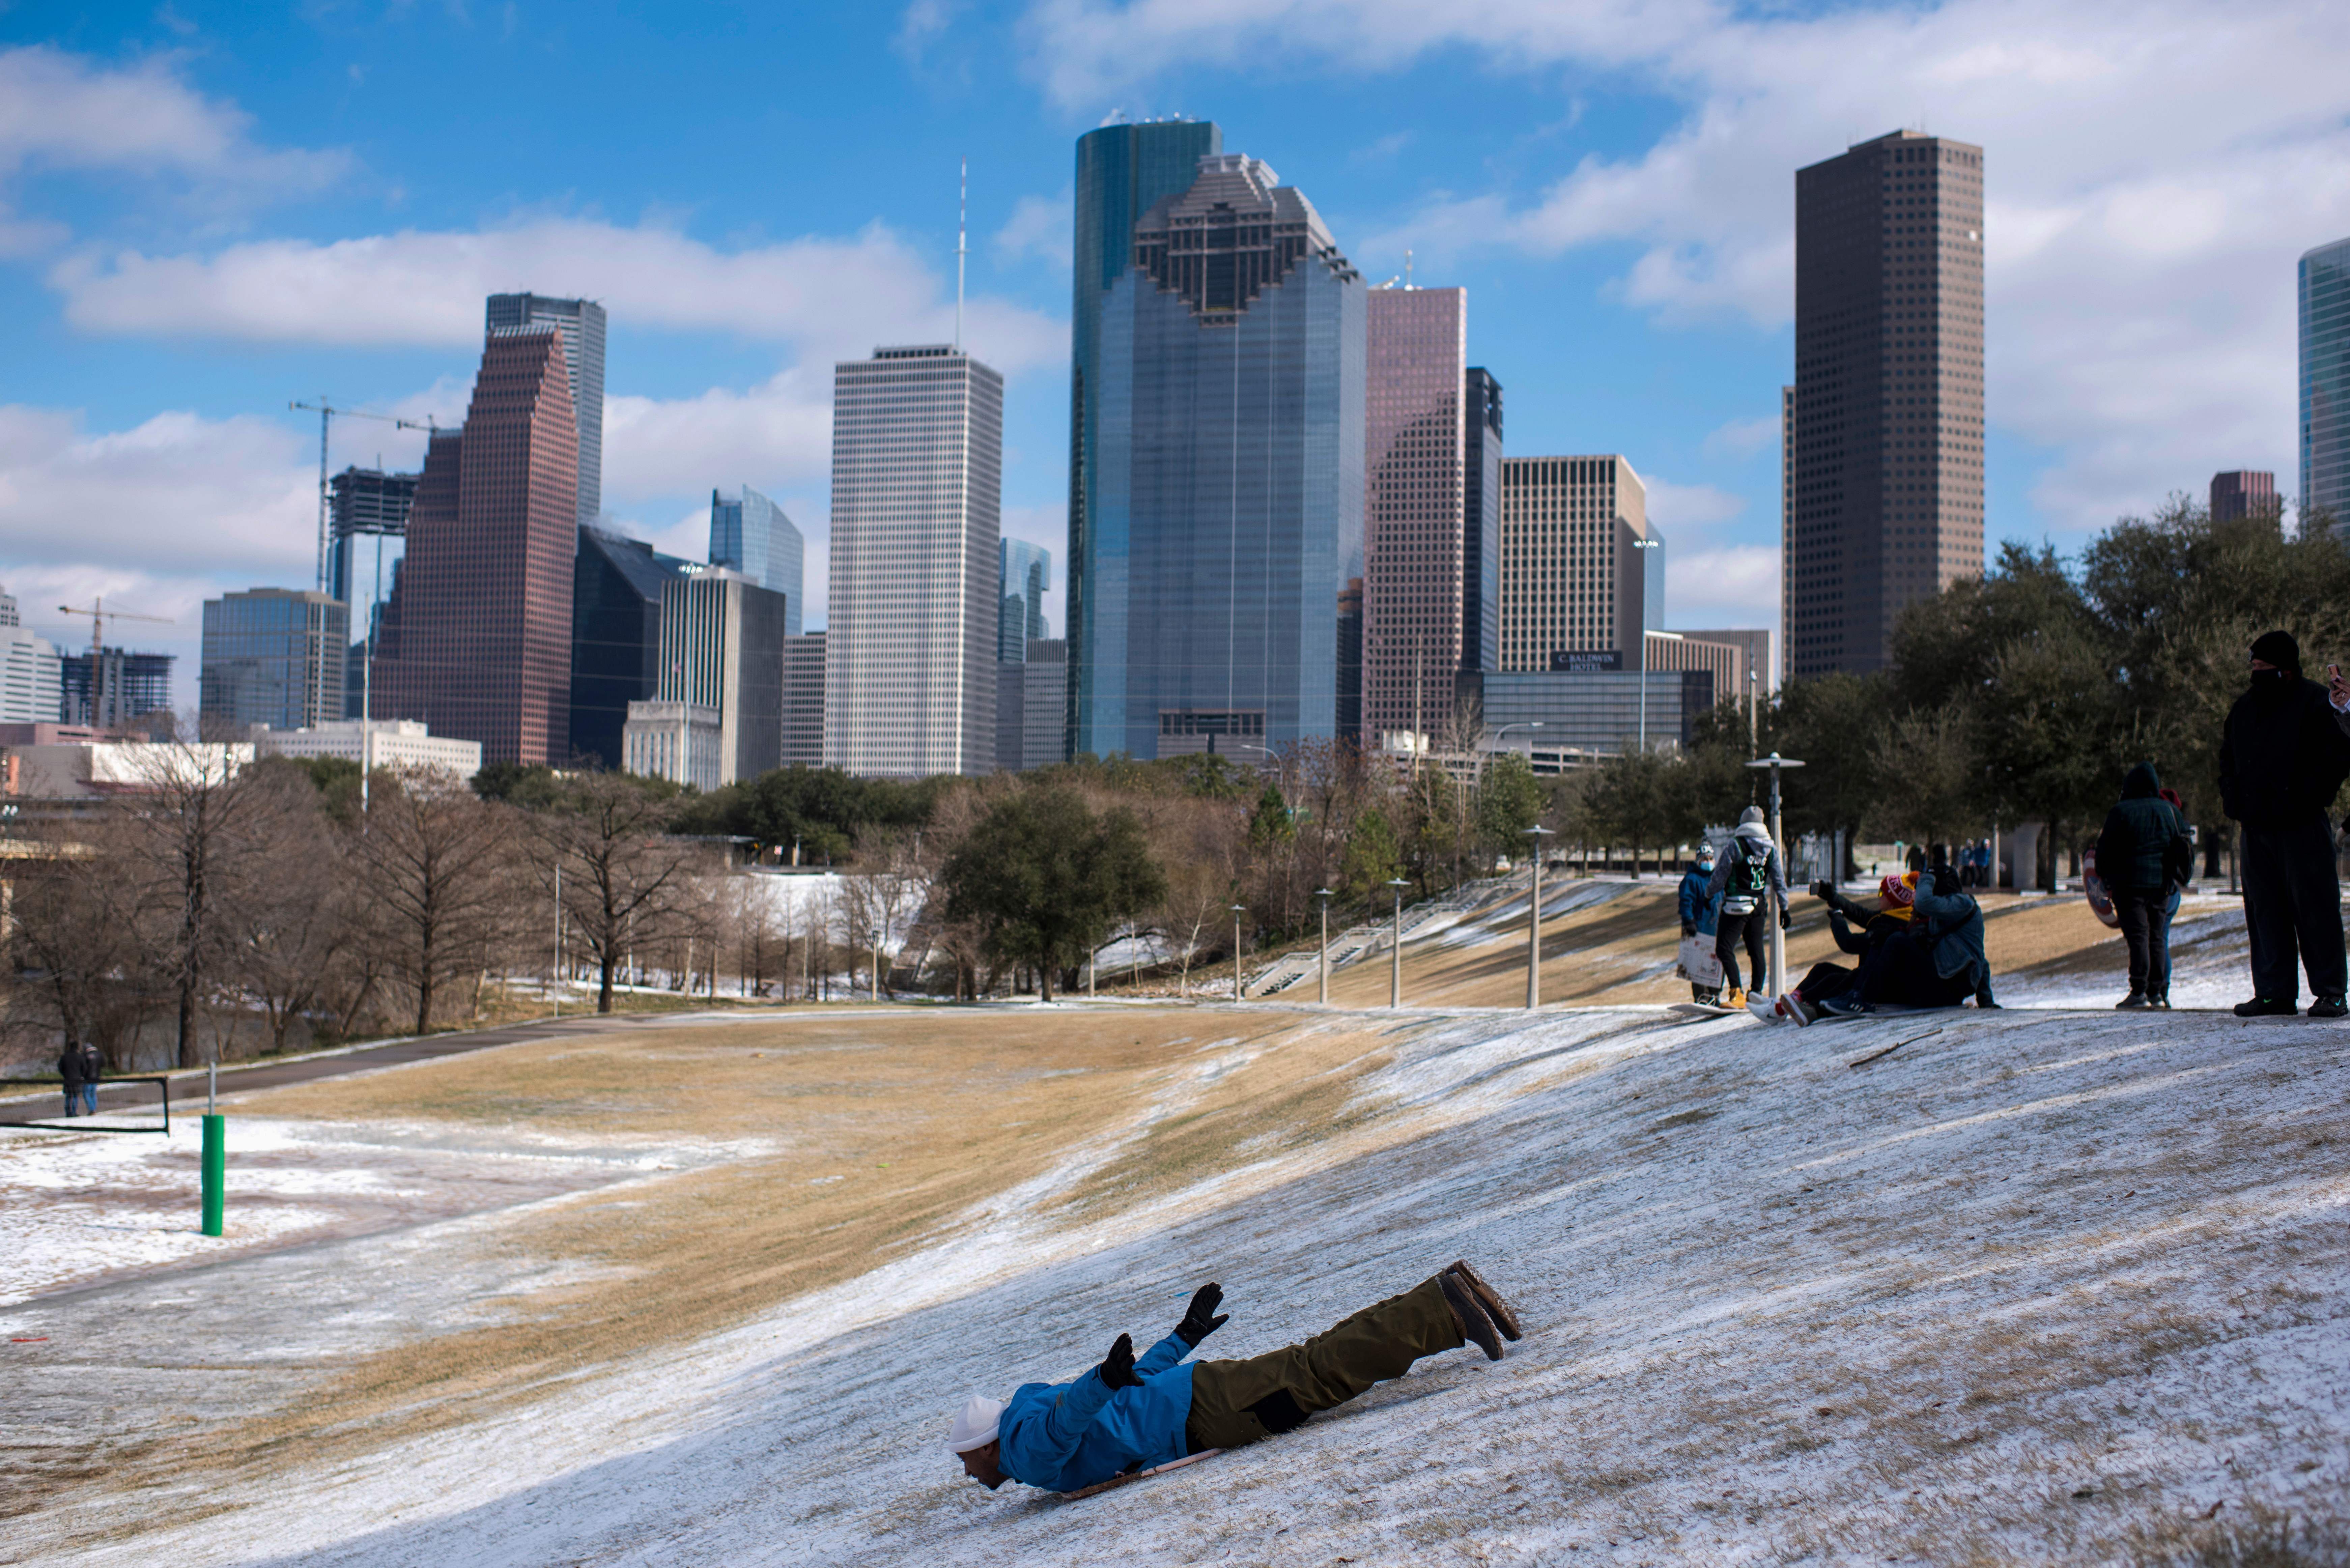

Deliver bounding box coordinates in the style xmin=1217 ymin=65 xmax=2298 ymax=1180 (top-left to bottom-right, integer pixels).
xmin=2220 ymin=631 xmax=2350 ymax=1018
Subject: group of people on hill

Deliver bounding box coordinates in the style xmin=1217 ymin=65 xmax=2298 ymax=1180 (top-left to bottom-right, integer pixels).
xmin=1668 ymin=629 xmax=2350 ymax=1021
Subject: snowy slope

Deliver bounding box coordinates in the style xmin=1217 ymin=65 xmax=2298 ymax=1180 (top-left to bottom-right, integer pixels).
xmin=17 ymin=1003 xmax=2350 ymax=1566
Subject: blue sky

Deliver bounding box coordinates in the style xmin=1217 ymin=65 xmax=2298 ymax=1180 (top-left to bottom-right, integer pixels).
xmin=3 ymin=0 xmax=2347 ymax=704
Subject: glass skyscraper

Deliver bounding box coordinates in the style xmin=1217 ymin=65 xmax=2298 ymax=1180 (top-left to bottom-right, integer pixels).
xmin=709 ymin=484 xmax=805 ymax=636
xmin=486 ymin=292 xmax=605 ymax=528
xmin=200 ymin=588 xmax=349 ymax=732
xmin=1068 ymin=118 xmax=1223 ymax=760
xmin=1000 ymin=539 xmax=1050 ymax=662
xmin=1072 ymin=150 xmax=1366 ymax=761
xmin=2302 ymin=237 xmax=2350 ymax=533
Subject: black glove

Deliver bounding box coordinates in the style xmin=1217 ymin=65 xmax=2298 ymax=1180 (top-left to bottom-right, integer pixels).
xmin=1680 ymin=922 xmax=1695 ymax=939
xmin=1780 ymin=910 xmax=1792 ymax=931
xmin=1098 ymin=1332 xmax=1141 ymax=1390
xmin=1175 ymin=1282 xmax=1228 ymax=1347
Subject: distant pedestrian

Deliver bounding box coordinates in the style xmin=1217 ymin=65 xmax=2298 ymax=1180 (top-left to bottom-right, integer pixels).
xmin=1706 ymin=806 xmax=1789 ymax=1008
xmin=2095 ymin=762 xmax=2193 ymax=1009
xmin=57 ymin=1036 xmax=84 ymax=1118
xmin=1677 ymin=846 xmax=1724 ymax=1004
xmin=75 ymin=1039 xmax=101 ymax=1116
xmin=2220 ymin=630 xmax=2350 ymax=1018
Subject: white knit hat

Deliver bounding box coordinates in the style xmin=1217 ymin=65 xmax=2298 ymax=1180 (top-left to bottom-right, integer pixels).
xmin=948 ymin=1395 xmax=1004 ymax=1453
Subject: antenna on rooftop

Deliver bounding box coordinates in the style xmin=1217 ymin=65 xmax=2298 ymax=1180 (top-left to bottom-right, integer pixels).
xmin=1404 ymin=249 xmax=1414 ymax=289
xmin=956 ymin=156 xmax=967 ymax=351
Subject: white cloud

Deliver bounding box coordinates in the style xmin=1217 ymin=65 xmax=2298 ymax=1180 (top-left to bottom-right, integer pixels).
xmin=1026 ymin=0 xmax=2350 ymax=537
xmin=603 ymin=368 xmax=834 ymax=503
xmin=1664 ymin=544 xmax=1777 ymax=627
xmin=995 ymin=188 xmax=1074 ymax=268
xmin=0 ymin=45 xmax=347 ymax=189
xmin=895 ymin=0 xmax=967 ymax=65
xmin=1641 ymin=475 xmax=1745 ymax=537
xmin=1702 ymin=414 xmax=1779 ymax=462
xmin=51 ymin=218 xmax=1067 ymax=373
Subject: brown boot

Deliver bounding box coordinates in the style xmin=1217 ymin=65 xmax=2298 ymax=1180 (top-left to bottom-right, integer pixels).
xmin=1445 ymin=1259 xmax=1522 ymax=1340
xmin=1440 ymin=1272 xmax=1504 ymax=1361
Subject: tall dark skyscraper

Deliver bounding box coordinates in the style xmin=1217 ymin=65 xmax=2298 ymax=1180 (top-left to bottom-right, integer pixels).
xmin=1069 ymin=150 xmax=1365 ymax=761
xmin=1362 ymin=285 xmax=1467 ymax=744
xmin=375 ymin=327 xmax=579 ymax=765
xmin=570 ymin=525 xmax=691 ymax=770
xmin=1788 ymin=130 xmax=1985 ymax=677
xmin=1462 ymin=368 xmax=1503 ymax=676
xmin=2302 ymin=238 xmax=2350 ymax=532
xmin=1067 ymin=118 xmax=1223 ymax=760
xmin=486 ymin=293 xmax=605 ymax=528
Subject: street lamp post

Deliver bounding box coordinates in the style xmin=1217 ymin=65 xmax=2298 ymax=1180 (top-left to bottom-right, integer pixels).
xmin=1522 ymin=825 xmax=1555 ymax=1008
xmin=1230 ymin=904 xmax=1249 ymax=1003
xmin=1743 ymin=751 xmax=1807 ymax=997
xmin=1313 ymin=887 xmax=1334 ymax=1004
xmin=1386 ymin=877 xmax=1412 ymax=1008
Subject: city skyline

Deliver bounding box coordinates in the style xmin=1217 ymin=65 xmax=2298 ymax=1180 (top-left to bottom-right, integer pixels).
xmin=4 ymin=8 xmax=2347 ymax=713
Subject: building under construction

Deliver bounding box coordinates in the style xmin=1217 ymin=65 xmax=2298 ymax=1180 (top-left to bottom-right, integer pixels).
xmin=60 ymin=648 xmax=174 ymax=731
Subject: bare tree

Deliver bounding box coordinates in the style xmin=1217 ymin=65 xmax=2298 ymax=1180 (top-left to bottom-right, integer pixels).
xmin=838 ymin=830 xmax=926 ymax=999
xmin=344 ymin=767 xmax=514 ymax=1034
xmin=526 ymin=772 xmax=700 ymax=1014
xmin=216 ymin=762 xmax=358 ymax=1054
xmin=4 ymin=818 xmax=157 ymax=1071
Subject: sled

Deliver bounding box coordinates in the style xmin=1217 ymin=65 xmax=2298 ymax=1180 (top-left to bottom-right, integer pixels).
xmin=1667 ymin=1000 xmax=1743 ymax=1021
xmin=1061 ymin=1449 xmax=1224 ymax=1501
xmin=1674 ymin=934 xmax=1725 ymax=990
xmin=2082 ymin=850 xmax=2121 ymax=931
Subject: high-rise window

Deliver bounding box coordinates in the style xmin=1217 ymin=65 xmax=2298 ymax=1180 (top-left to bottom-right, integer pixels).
xmin=2302 ymin=238 xmax=2350 ymax=533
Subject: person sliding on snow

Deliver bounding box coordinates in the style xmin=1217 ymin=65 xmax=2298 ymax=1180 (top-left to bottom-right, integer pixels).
xmin=1678 ymin=846 xmax=1724 ymax=1004
xmin=946 ymin=1262 xmax=1522 ymax=1495
xmin=1817 ymin=865 xmax=1996 ymax=1016
xmin=1763 ymin=873 xmax=1915 ymax=1025
xmin=1706 ymin=806 xmax=1788 ymax=1009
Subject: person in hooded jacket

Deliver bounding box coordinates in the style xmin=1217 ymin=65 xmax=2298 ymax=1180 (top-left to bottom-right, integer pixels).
xmin=947 ymin=1263 xmax=1522 ymax=1495
xmin=2220 ymin=630 xmax=2350 ymax=1018
xmin=1705 ymin=807 xmax=1789 ymax=1007
xmin=1764 ymin=873 xmax=1915 ymax=1025
xmin=1677 ymin=846 xmax=1723 ymax=1003
xmin=57 ymin=1036 xmax=85 ymax=1119
xmin=2095 ymin=762 xmax=2193 ymax=1009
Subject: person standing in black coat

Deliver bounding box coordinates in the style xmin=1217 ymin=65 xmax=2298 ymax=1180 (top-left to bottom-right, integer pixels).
xmin=75 ymin=1039 xmax=101 ymax=1116
xmin=2219 ymin=630 xmax=2350 ymax=1018
xmin=57 ymin=1036 xmax=85 ymax=1118
xmin=2095 ymin=762 xmax=2193 ymax=1009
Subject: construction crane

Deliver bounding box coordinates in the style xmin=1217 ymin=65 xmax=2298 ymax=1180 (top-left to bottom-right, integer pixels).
xmin=56 ymin=598 xmax=173 ymax=730
xmin=288 ymin=398 xmax=438 ymax=597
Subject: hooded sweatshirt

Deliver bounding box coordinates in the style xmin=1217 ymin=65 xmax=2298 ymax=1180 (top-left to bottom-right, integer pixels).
xmin=2095 ymin=762 xmax=2190 ymax=894
xmin=1706 ymin=820 xmax=1789 ymax=916
xmin=996 ymin=1332 xmax=1197 ymax=1493
xmin=1677 ymin=858 xmax=1722 ymax=936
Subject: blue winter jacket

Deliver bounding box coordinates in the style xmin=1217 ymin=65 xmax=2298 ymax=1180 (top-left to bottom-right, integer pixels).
xmin=997 ymin=1332 xmax=1197 ymax=1492
xmin=1676 ymin=862 xmax=1721 ymax=936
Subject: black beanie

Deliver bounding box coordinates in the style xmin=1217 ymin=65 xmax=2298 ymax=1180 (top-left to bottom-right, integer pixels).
xmin=2250 ymin=629 xmax=2301 ymax=672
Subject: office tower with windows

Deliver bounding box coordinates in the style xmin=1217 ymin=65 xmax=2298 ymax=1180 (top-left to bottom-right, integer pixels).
xmin=1072 ymin=151 xmax=1366 ymax=761
xmin=199 ymin=588 xmax=349 ymax=733
xmin=825 ymin=345 xmax=1002 ymax=777
xmin=373 ymin=327 xmax=579 ymax=765
xmin=782 ymin=631 xmax=825 ymax=767
xmin=1498 ymin=457 xmax=1657 ymax=673
xmin=326 ymin=467 xmax=417 ymax=608
xmin=709 ymin=485 xmax=805 ymax=636
xmin=570 ymin=525 xmax=693 ymax=770
xmin=2210 ymin=470 xmax=2281 ymax=524
xmin=61 ymin=649 xmax=174 ymax=729
xmin=0 ymin=587 xmax=62 ymax=725
xmin=1069 ymin=119 xmax=1225 ymax=761
xmin=636 ymin=569 xmax=787 ymax=785
xmin=1779 ymin=384 xmax=1796 ymax=676
xmin=2301 ymin=238 xmax=2350 ymax=533
xmin=1362 ymin=286 xmax=1467 ymax=744
xmin=486 ymin=292 xmax=605 ymax=527
xmin=1789 ymin=130 xmax=1985 ymax=677
xmin=1000 ymin=539 xmax=1051 ymax=662
xmin=1462 ymin=368 xmax=1503 ymax=676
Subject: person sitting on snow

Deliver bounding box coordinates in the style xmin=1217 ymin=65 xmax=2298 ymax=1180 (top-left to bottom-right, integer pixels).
xmin=1763 ymin=873 xmax=1915 ymax=1025
xmin=1677 ymin=846 xmax=1724 ymax=1004
xmin=1819 ymin=865 xmax=1996 ymax=1016
xmin=947 ymin=1262 xmax=1522 ymax=1495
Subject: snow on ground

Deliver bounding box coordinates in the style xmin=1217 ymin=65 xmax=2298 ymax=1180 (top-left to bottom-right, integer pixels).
xmin=11 ymin=996 xmax=2347 ymax=1566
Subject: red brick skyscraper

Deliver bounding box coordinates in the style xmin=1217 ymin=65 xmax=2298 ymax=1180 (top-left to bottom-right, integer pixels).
xmin=1362 ymin=285 xmax=1467 ymax=744
xmin=375 ymin=326 xmax=578 ymax=764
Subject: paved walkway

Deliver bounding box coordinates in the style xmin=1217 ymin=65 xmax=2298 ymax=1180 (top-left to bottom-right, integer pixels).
xmin=0 ymin=1013 xmax=660 ymax=1127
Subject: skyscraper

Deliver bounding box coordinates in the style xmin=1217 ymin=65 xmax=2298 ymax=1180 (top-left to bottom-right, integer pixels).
xmin=643 ymin=570 xmax=787 ymax=785
xmin=782 ymin=631 xmax=825 ymax=768
xmin=486 ymin=293 xmax=605 ymax=527
xmin=1069 ymin=118 xmax=1225 ymax=760
xmin=1071 ymin=151 xmax=1366 ymax=761
xmin=1363 ymin=286 xmax=1468 ymax=742
xmin=199 ymin=588 xmax=349 ymax=733
xmin=374 ymin=327 xmax=579 ymax=765
xmin=0 ymin=586 xmax=62 ymax=726
xmin=2301 ymin=237 xmax=2350 ymax=533
xmin=326 ymin=466 xmax=417 ymax=609
xmin=825 ymin=344 xmax=1002 ymax=778
xmin=1462 ymin=368 xmax=1503 ymax=676
xmin=570 ymin=525 xmax=692 ymax=770
xmin=1000 ymin=539 xmax=1050 ymax=662
xmin=1498 ymin=457 xmax=1657 ymax=674
xmin=1788 ymin=130 xmax=1986 ymax=677
xmin=2210 ymin=470 xmax=2281 ymax=524
xmin=60 ymin=649 xmax=173 ymax=730
xmin=708 ymin=484 xmax=805 ymax=636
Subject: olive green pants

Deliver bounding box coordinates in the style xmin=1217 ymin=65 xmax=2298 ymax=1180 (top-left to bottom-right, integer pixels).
xmin=1184 ymin=1277 xmax=1463 ymax=1452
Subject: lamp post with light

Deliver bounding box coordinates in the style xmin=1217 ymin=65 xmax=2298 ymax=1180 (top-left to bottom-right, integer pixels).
xmin=1522 ymin=825 xmax=1555 ymax=1008
xmin=1743 ymin=752 xmax=1806 ymax=996
xmin=1314 ymin=887 xmax=1334 ymax=1003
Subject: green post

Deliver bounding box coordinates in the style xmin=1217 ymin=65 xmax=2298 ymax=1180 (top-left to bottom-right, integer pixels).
xmin=201 ymin=1114 xmax=225 ymax=1237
